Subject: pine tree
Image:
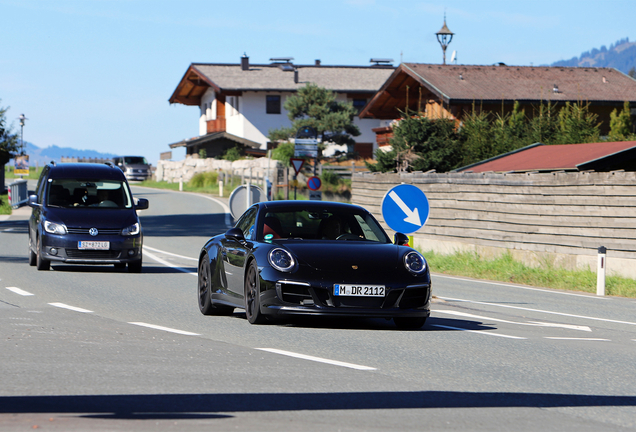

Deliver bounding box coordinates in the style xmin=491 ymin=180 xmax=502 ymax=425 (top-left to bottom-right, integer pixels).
xmin=555 ymin=102 xmax=600 ymax=144
xmin=268 ymin=83 xmax=360 ymax=154
xmin=0 ymin=102 xmax=19 ymax=166
xmin=609 ymin=101 xmax=633 ymax=140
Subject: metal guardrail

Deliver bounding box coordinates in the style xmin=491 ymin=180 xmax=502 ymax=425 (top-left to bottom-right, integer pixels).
xmin=9 ymin=179 xmax=28 ymax=208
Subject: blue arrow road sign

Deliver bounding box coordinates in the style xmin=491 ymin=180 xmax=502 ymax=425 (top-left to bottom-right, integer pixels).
xmin=381 ymin=184 xmax=429 ymax=234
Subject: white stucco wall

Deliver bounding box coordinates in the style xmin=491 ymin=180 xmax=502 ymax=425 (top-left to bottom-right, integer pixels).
xmin=196 ymin=89 xmax=385 ymax=152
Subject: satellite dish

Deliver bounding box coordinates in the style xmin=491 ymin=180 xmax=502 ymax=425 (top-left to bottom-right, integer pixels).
xmin=450 ymin=51 xmax=457 ymax=64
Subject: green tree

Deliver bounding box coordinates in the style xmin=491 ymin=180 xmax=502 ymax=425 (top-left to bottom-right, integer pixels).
xmin=271 ymin=141 xmax=295 ymax=166
xmin=609 ymin=101 xmax=633 ymax=140
xmin=492 ymin=101 xmax=528 ymax=154
xmin=367 ymin=111 xmax=461 ymax=173
xmin=554 ymin=102 xmax=600 ymax=144
xmin=268 ymin=83 xmax=360 ymax=153
xmin=458 ymin=107 xmax=494 ymax=166
xmin=0 ymin=102 xmax=19 ymax=166
xmin=527 ymin=101 xmax=558 ymax=144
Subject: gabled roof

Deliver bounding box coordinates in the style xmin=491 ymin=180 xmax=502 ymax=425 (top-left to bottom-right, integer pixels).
xmin=169 ymin=131 xmax=261 ymax=149
xmin=169 ymin=63 xmax=395 ymax=106
xmin=360 ymin=63 xmax=636 ymax=119
xmin=454 ymin=141 xmax=636 ymax=173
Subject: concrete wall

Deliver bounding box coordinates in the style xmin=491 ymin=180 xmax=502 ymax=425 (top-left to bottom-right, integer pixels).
xmin=352 ymin=170 xmax=636 ymax=279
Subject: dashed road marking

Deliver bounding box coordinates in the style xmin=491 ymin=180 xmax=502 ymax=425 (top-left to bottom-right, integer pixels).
xmin=544 ymin=337 xmax=610 ymax=341
xmin=430 ymin=324 xmax=527 ymax=339
xmin=6 ymin=287 xmax=34 ymax=296
xmin=48 ymin=303 xmax=93 ymax=313
xmin=128 ymin=322 xmax=200 ymax=336
xmin=143 ymin=249 xmax=197 ymax=276
xmin=257 ymin=348 xmax=376 ymax=371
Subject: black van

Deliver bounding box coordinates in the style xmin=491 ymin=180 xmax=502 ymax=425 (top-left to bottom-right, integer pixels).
xmin=27 ymin=162 xmax=149 ymax=272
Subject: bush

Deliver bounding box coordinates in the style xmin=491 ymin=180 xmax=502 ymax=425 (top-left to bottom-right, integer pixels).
xmin=321 ymin=169 xmax=340 ymax=185
xmin=189 ymin=171 xmax=219 ymax=189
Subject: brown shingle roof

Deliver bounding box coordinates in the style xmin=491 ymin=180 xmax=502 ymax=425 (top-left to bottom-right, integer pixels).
xmin=403 ymin=63 xmax=636 ymax=103
xmin=169 ymin=63 xmax=395 ymax=105
xmin=455 ymin=141 xmax=636 ymax=173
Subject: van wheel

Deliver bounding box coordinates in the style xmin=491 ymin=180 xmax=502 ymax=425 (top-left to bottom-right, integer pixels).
xmin=128 ymin=259 xmax=142 ymax=273
xmin=36 ymin=236 xmax=50 ymax=271
xmin=28 ymin=237 xmax=37 ymax=266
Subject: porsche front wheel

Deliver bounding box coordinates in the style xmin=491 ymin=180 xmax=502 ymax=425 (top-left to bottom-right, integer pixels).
xmin=244 ymin=260 xmax=266 ymax=324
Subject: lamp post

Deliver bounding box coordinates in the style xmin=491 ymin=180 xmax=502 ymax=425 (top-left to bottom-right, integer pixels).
xmin=18 ymin=113 xmax=27 ymax=155
xmin=435 ymin=17 xmax=454 ymax=65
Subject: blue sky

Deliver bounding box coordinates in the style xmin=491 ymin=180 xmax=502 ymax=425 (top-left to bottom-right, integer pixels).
xmin=1 ymin=0 xmax=634 ymax=164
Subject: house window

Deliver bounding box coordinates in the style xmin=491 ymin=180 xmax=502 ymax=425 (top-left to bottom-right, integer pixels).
xmin=266 ymin=95 xmax=281 ymax=114
xmin=352 ymin=98 xmax=367 ymax=115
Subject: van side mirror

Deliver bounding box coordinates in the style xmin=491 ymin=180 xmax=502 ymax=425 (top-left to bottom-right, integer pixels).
xmin=27 ymin=195 xmax=40 ymax=208
xmin=135 ymin=198 xmax=149 ymax=210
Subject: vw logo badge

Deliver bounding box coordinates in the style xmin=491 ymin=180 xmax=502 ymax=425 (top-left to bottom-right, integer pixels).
xmin=89 ymin=228 xmax=99 ymax=237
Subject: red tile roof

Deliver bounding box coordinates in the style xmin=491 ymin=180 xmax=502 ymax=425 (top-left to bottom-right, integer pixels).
xmin=457 ymin=141 xmax=636 ymax=173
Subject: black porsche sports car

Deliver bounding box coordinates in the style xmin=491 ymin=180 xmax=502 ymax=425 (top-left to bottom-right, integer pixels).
xmin=197 ymin=201 xmax=431 ymax=329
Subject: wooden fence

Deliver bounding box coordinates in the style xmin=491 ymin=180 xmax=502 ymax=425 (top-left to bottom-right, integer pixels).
xmin=352 ymin=170 xmax=636 ymax=279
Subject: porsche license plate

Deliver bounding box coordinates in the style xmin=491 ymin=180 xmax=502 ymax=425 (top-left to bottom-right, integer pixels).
xmin=334 ymin=284 xmax=385 ymax=297
xmin=78 ymin=241 xmax=110 ymax=250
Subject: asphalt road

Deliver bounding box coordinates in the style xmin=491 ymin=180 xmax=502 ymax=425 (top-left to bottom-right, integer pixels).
xmin=1 ymin=185 xmax=635 ymax=431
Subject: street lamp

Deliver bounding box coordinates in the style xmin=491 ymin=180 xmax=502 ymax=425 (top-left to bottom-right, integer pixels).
xmin=435 ymin=16 xmax=454 ymax=65
xmin=18 ymin=113 xmax=27 ymax=155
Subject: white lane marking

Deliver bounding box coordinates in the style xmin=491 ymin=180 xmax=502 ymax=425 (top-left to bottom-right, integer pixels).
xmin=433 ymin=274 xmax=608 ymax=300
xmin=48 ymin=303 xmax=93 ymax=313
xmin=133 ymin=185 xmax=233 ymax=227
xmin=1 ymin=228 xmax=15 ymax=232
xmin=143 ymin=245 xmax=197 ymax=261
xmin=436 ymin=309 xmax=592 ymax=332
xmin=128 ymin=322 xmax=200 ymax=336
xmin=544 ymin=337 xmax=610 ymax=341
xmin=6 ymin=287 xmax=34 ymax=296
xmin=438 ymin=296 xmax=636 ymax=327
xmin=257 ymin=348 xmax=377 ymax=371
xmin=143 ymin=249 xmax=197 ymax=277
xmin=430 ymin=324 xmax=527 ymax=339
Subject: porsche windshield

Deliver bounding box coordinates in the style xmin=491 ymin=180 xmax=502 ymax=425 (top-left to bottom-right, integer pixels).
xmin=261 ymin=208 xmax=391 ymax=243
xmin=46 ymin=179 xmax=132 ymax=209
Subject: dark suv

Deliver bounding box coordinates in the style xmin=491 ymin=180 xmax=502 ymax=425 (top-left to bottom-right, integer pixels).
xmin=27 ymin=162 xmax=149 ymax=272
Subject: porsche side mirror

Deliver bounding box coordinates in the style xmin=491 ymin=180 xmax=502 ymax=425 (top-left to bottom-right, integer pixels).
xmin=225 ymin=227 xmax=245 ymax=242
xmin=394 ymin=232 xmax=409 ymax=246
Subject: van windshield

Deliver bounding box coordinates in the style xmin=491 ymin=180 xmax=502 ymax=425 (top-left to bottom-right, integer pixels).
xmin=123 ymin=157 xmax=148 ymax=165
xmin=47 ymin=179 xmax=132 ymax=209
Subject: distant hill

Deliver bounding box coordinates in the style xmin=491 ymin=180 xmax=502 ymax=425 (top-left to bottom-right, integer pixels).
xmin=551 ymin=38 xmax=636 ymax=75
xmin=11 ymin=142 xmax=118 ymax=166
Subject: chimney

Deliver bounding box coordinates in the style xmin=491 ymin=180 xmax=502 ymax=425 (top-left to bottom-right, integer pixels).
xmin=294 ymin=68 xmax=298 ymax=84
xmin=241 ymin=53 xmax=249 ymax=71
xmin=315 ymin=59 xmax=321 ymax=66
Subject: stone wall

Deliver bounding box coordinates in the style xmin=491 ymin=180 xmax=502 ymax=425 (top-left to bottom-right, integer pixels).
xmin=155 ymin=157 xmax=282 ymax=183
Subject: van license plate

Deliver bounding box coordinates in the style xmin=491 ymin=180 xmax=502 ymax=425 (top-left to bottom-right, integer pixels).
xmin=78 ymin=241 xmax=110 ymax=250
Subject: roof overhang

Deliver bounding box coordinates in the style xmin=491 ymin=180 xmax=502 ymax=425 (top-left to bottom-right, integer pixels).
xmin=169 ymin=131 xmax=262 ymax=150
xmin=169 ymin=65 xmax=220 ymax=106
xmin=359 ymin=64 xmax=448 ymax=119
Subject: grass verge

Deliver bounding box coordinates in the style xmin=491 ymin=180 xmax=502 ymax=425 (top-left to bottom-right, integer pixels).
xmin=423 ymin=249 xmax=636 ymax=298
xmin=0 ymin=193 xmax=11 ymax=215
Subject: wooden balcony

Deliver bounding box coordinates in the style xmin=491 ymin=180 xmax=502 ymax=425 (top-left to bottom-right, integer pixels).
xmin=206 ymin=118 xmax=226 ymax=133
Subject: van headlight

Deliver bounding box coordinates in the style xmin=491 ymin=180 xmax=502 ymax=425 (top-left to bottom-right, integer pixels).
xmin=44 ymin=220 xmax=67 ymax=235
xmin=121 ymin=222 xmax=140 ymax=236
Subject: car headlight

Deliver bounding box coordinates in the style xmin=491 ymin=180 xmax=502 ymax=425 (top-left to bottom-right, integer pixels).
xmin=44 ymin=220 xmax=67 ymax=235
xmin=121 ymin=222 xmax=140 ymax=236
xmin=404 ymin=251 xmax=427 ymax=275
xmin=268 ymin=248 xmax=295 ymax=272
